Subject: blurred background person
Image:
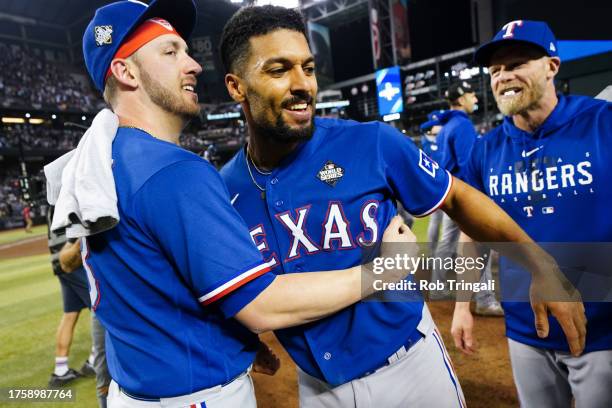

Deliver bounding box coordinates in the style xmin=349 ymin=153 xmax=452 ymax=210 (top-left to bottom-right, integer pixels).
xmin=420 ymin=110 xmax=444 ymax=254
xmin=46 ymin=206 xmax=93 ymax=387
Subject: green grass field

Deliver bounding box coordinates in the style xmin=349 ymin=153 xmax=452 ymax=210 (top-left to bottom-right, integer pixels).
xmin=0 ymin=218 xmax=430 ymax=407
xmin=0 ymin=225 xmax=47 ymax=246
xmin=0 ymin=254 xmax=97 ymax=407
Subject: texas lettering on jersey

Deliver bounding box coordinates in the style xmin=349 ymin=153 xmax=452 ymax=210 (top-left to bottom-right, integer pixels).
xmin=248 ymin=200 xmax=380 ymax=269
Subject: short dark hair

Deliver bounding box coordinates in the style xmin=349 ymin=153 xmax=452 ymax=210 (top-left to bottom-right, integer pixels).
xmin=219 ymin=5 xmax=308 ymax=74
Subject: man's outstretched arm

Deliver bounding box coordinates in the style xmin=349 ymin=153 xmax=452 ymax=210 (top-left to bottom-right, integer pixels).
xmin=442 ymin=177 xmax=586 ymax=356
xmin=235 ymin=216 xmax=416 ymax=333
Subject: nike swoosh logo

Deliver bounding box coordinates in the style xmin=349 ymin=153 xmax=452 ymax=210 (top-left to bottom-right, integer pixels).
xmin=521 ymin=146 xmax=542 ymax=157
xmin=230 ymin=193 xmax=239 ymax=205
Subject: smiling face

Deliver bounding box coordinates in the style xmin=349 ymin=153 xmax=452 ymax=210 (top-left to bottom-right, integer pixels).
xmin=488 ymin=44 xmax=559 ymax=116
xmin=132 ymin=34 xmax=202 ymax=119
xmin=232 ymin=29 xmax=317 ymax=144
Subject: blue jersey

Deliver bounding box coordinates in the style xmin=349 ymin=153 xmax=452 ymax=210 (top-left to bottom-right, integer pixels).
xmin=221 ymin=118 xmax=452 ymax=386
xmin=465 ymin=94 xmax=612 ymax=352
xmin=421 ymin=135 xmax=442 ymax=164
xmin=82 ymin=128 xmax=276 ymax=398
xmin=436 ymin=110 xmax=477 ymax=180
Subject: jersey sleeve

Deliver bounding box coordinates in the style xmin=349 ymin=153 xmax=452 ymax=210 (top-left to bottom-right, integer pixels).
xmin=463 ymin=137 xmax=487 ymax=193
xmin=377 ymin=123 xmax=452 ymax=217
xmin=135 ymin=159 xmax=276 ymax=317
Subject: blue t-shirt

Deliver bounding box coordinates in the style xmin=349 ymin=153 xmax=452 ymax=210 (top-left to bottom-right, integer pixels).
xmin=436 ymin=110 xmax=478 ymax=180
xmin=464 ymin=94 xmax=612 ymax=352
xmin=221 ymin=118 xmax=452 ymax=386
xmin=82 ymin=128 xmax=276 ymax=397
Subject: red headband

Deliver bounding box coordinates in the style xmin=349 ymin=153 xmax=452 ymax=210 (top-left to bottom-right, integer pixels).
xmin=105 ymin=18 xmax=180 ymax=81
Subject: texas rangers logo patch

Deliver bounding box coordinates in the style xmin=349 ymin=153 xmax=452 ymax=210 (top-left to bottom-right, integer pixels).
xmin=418 ymin=150 xmax=439 ymax=178
xmin=94 ymin=25 xmax=113 ymax=46
xmin=317 ymin=161 xmax=344 ymax=187
xmin=148 ymin=18 xmax=173 ymax=31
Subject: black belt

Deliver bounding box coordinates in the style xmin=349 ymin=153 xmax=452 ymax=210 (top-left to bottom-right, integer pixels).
xmin=119 ymin=388 xmax=160 ymax=402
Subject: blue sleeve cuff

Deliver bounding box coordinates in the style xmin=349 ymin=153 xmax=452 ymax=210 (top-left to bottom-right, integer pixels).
xmin=217 ymin=272 xmax=277 ymax=318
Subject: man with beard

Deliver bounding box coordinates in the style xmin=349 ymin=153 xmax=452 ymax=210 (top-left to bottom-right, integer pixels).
xmin=77 ymin=1 xmax=415 ymax=407
xmin=451 ymin=20 xmax=612 ymax=407
xmin=219 ymin=6 xmax=585 ymax=407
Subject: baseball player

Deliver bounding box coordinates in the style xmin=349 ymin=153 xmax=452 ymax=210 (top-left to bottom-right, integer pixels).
xmin=218 ymin=6 xmax=585 ymax=407
xmin=429 ymin=83 xmax=479 ymax=300
xmin=420 ymin=110 xmax=444 ymax=254
xmin=451 ymin=20 xmax=612 ymax=407
xmin=46 ymin=206 xmax=94 ymax=387
xmin=23 ymin=202 xmax=33 ymax=233
xmin=76 ymin=2 xmax=411 ymax=407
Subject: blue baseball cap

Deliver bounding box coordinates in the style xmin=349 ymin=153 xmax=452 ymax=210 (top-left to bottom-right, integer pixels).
xmin=419 ymin=110 xmax=445 ymax=131
xmin=474 ymin=20 xmax=559 ymax=66
xmin=83 ymin=0 xmax=197 ymax=92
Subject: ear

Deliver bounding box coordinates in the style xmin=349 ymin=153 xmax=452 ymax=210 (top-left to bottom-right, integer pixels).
xmin=225 ymin=73 xmax=246 ymax=103
xmin=457 ymin=94 xmax=468 ymax=107
xmin=546 ymin=57 xmax=561 ymax=80
xmin=109 ymin=58 xmax=138 ymax=89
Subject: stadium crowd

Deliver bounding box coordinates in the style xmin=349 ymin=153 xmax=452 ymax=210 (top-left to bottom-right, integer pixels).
xmin=0 ymin=42 xmax=104 ymax=112
xmin=0 ymin=168 xmax=46 ymax=229
xmin=0 ymin=124 xmax=82 ymax=150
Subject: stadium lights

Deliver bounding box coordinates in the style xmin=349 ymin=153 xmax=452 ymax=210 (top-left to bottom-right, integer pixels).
xmin=459 ymin=67 xmax=481 ymax=80
xmin=51 ymin=114 xmax=57 ymax=119
xmin=2 ymin=117 xmax=25 ymax=124
xmin=459 ymin=70 xmax=471 ymax=80
xmin=255 ymin=0 xmax=299 ymax=8
xmin=382 ymin=113 xmax=401 ymax=122
xmin=207 ymin=112 xmax=241 ymax=121
xmin=316 ymin=100 xmax=350 ymax=109
xmin=25 ymin=113 xmax=31 ymax=118
xmin=81 ymin=116 xmax=87 ymax=121
xmin=29 ymin=118 xmax=44 ymax=125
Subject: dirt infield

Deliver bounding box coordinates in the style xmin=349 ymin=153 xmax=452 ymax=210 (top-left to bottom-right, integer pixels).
xmin=253 ymin=301 xmax=518 ymax=407
xmin=0 ymin=235 xmax=48 ymax=260
xmin=2 ymin=240 xmax=518 ymax=407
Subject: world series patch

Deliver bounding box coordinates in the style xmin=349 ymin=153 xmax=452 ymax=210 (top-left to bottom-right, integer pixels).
xmin=317 ymin=161 xmax=344 ymax=187
xmin=94 ymin=25 xmax=113 ymax=46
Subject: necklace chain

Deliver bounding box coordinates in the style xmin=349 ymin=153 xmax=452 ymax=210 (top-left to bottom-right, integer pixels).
xmin=245 ymin=148 xmax=266 ymax=193
xmin=248 ymin=148 xmax=272 ymax=175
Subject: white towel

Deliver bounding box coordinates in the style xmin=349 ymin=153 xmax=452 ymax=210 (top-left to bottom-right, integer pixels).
xmin=44 ymin=108 xmax=120 ymax=238
xmin=595 ymin=85 xmax=612 ymax=102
